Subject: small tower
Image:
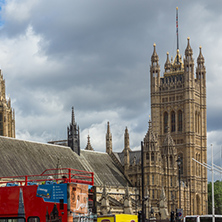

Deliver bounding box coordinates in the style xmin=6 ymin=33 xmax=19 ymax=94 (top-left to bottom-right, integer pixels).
xmin=106 ymin=122 xmax=112 ymax=154
xmin=67 ymin=107 xmax=80 ymax=155
xmin=85 ymin=135 xmax=94 ymax=151
xmin=0 ymin=70 xmax=15 ymax=138
xmin=161 ymin=127 xmax=178 ymax=212
xmin=184 ymin=37 xmax=194 ymax=85
xmin=164 ymin=52 xmax=171 ymax=73
xmin=150 ymin=44 xmax=161 ymax=135
xmin=123 ymin=127 xmax=131 ymax=172
xmin=143 ymin=120 xmax=161 ymax=208
xmin=196 ymin=46 xmax=206 ymax=86
xmin=150 ymin=43 xmax=160 ymax=92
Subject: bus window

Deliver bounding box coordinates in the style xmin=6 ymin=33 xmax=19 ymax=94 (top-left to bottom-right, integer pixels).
xmin=200 ymin=217 xmax=211 ymax=222
xmin=185 ymin=217 xmax=197 ymax=222
xmin=28 ymin=217 xmax=40 ymax=222
xmin=0 ymin=218 xmax=25 ymax=222
xmin=200 ymin=216 xmax=222 ymax=222
xmin=216 ymin=217 xmax=222 ymax=222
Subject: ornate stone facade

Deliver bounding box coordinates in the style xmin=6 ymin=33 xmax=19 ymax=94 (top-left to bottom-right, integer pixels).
xmin=111 ymin=38 xmax=207 ymax=218
xmin=0 ymin=70 xmax=15 ymax=138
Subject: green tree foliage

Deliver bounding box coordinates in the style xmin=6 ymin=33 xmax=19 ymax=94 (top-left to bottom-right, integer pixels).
xmin=208 ymin=180 xmax=222 ymax=214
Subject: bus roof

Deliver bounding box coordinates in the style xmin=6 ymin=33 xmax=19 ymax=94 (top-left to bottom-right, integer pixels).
xmin=0 ymin=168 xmax=94 ymax=186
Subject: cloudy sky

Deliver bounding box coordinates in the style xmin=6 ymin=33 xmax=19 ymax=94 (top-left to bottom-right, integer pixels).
xmin=0 ymin=0 xmax=222 ymax=176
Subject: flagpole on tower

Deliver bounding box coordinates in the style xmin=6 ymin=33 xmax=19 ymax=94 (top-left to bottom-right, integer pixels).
xmin=176 ymin=7 xmax=179 ymax=50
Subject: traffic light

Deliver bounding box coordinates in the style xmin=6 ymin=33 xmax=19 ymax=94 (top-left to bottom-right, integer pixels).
xmin=176 ymin=211 xmax=179 ymax=221
xmin=171 ymin=211 xmax=175 ymax=222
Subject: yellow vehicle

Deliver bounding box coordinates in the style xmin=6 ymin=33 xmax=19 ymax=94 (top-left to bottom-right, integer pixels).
xmin=97 ymin=214 xmax=138 ymax=222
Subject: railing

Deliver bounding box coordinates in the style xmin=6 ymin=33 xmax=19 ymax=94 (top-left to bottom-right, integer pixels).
xmin=0 ymin=168 xmax=94 ymax=186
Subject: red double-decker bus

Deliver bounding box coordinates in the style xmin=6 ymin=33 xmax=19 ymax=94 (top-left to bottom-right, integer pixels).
xmin=0 ymin=168 xmax=94 ymax=222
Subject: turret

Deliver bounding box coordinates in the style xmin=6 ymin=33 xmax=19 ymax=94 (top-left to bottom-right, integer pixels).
xmin=196 ymin=46 xmax=206 ymax=85
xmin=67 ymin=107 xmax=80 ymax=155
xmin=143 ymin=120 xmax=159 ymax=164
xmin=85 ymin=134 xmax=94 ymax=151
xmin=71 ymin=106 xmax=75 ymax=125
xmin=106 ymin=122 xmax=112 ymax=154
xmin=123 ymin=127 xmax=130 ymax=170
xmin=164 ymin=52 xmax=171 ymax=73
xmin=124 ymin=127 xmax=130 ymax=150
xmin=184 ymin=37 xmax=194 ymax=83
xmin=185 ymin=37 xmax=193 ymax=59
xmin=150 ymin=43 xmax=160 ymax=91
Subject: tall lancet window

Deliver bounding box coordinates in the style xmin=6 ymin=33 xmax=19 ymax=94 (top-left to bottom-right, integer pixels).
xmin=171 ymin=111 xmax=175 ymax=132
xmin=178 ymin=153 xmax=183 ymax=175
xmin=178 ymin=110 xmax=183 ymax=132
xmin=164 ymin=112 xmax=168 ymax=133
xmin=0 ymin=113 xmax=3 ymax=136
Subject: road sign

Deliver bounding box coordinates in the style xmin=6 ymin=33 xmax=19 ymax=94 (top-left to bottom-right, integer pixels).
xmin=177 ymin=208 xmax=183 ymax=220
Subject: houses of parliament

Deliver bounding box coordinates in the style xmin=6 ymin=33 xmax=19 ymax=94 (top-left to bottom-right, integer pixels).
xmin=1 ymin=37 xmax=207 ymax=217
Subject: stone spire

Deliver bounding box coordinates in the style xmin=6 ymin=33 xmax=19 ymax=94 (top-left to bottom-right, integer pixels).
xmin=124 ymin=127 xmax=130 ymax=171
xmin=85 ymin=135 xmax=94 ymax=151
xmin=164 ymin=52 xmax=171 ymax=72
xmin=67 ymin=107 xmax=80 ymax=155
xmin=124 ymin=127 xmax=131 ymax=151
xmin=185 ymin=37 xmax=193 ymax=58
xmin=0 ymin=70 xmax=15 ymax=138
xmin=71 ymin=106 xmax=75 ymax=125
xmin=163 ymin=127 xmax=175 ymax=147
xmin=151 ymin=43 xmax=159 ymax=64
xmin=196 ymin=46 xmax=206 ymax=81
xmin=197 ymin=46 xmax=205 ymax=65
xmin=144 ymin=120 xmax=158 ymax=144
xmin=106 ymin=122 xmax=112 ymax=154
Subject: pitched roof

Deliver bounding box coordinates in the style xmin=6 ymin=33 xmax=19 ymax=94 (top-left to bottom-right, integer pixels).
xmin=114 ymin=150 xmax=141 ymax=165
xmin=0 ymin=136 xmax=129 ymax=187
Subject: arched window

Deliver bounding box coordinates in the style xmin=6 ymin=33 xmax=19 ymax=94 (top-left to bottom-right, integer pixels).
xmin=152 ymin=175 xmax=154 ymax=185
xmin=195 ymin=111 xmax=198 ymax=133
xmin=178 ymin=110 xmax=182 ymax=132
xmin=196 ymin=153 xmax=198 ymax=175
xmin=146 ymin=153 xmax=149 ymax=160
xmin=0 ymin=113 xmax=3 ymax=136
xmin=171 ymin=111 xmax=175 ymax=132
xmin=151 ymin=152 xmax=154 ymax=161
xmin=199 ymin=154 xmax=201 ymax=176
xmin=170 ymin=155 xmax=173 ymax=167
xmin=164 ymin=112 xmax=168 ymax=133
xmin=178 ymin=153 xmax=183 ymax=175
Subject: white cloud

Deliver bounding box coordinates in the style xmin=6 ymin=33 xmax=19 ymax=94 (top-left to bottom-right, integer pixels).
xmin=0 ymin=0 xmax=221 ymax=167
xmin=2 ymin=0 xmax=38 ymax=23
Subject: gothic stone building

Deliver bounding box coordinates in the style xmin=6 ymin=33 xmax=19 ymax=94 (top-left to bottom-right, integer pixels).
xmin=0 ymin=38 xmax=207 ymax=218
xmin=48 ymin=38 xmax=207 ymax=217
xmin=108 ymin=38 xmax=207 ymax=217
xmin=0 ymin=70 xmax=15 ymax=138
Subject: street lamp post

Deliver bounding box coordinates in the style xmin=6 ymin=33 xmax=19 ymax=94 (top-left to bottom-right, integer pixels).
xmin=177 ymin=157 xmax=181 ymax=209
xmin=177 ymin=157 xmax=181 ymax=221
xmin=141 ymin=141 xmax=145 ymax=222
